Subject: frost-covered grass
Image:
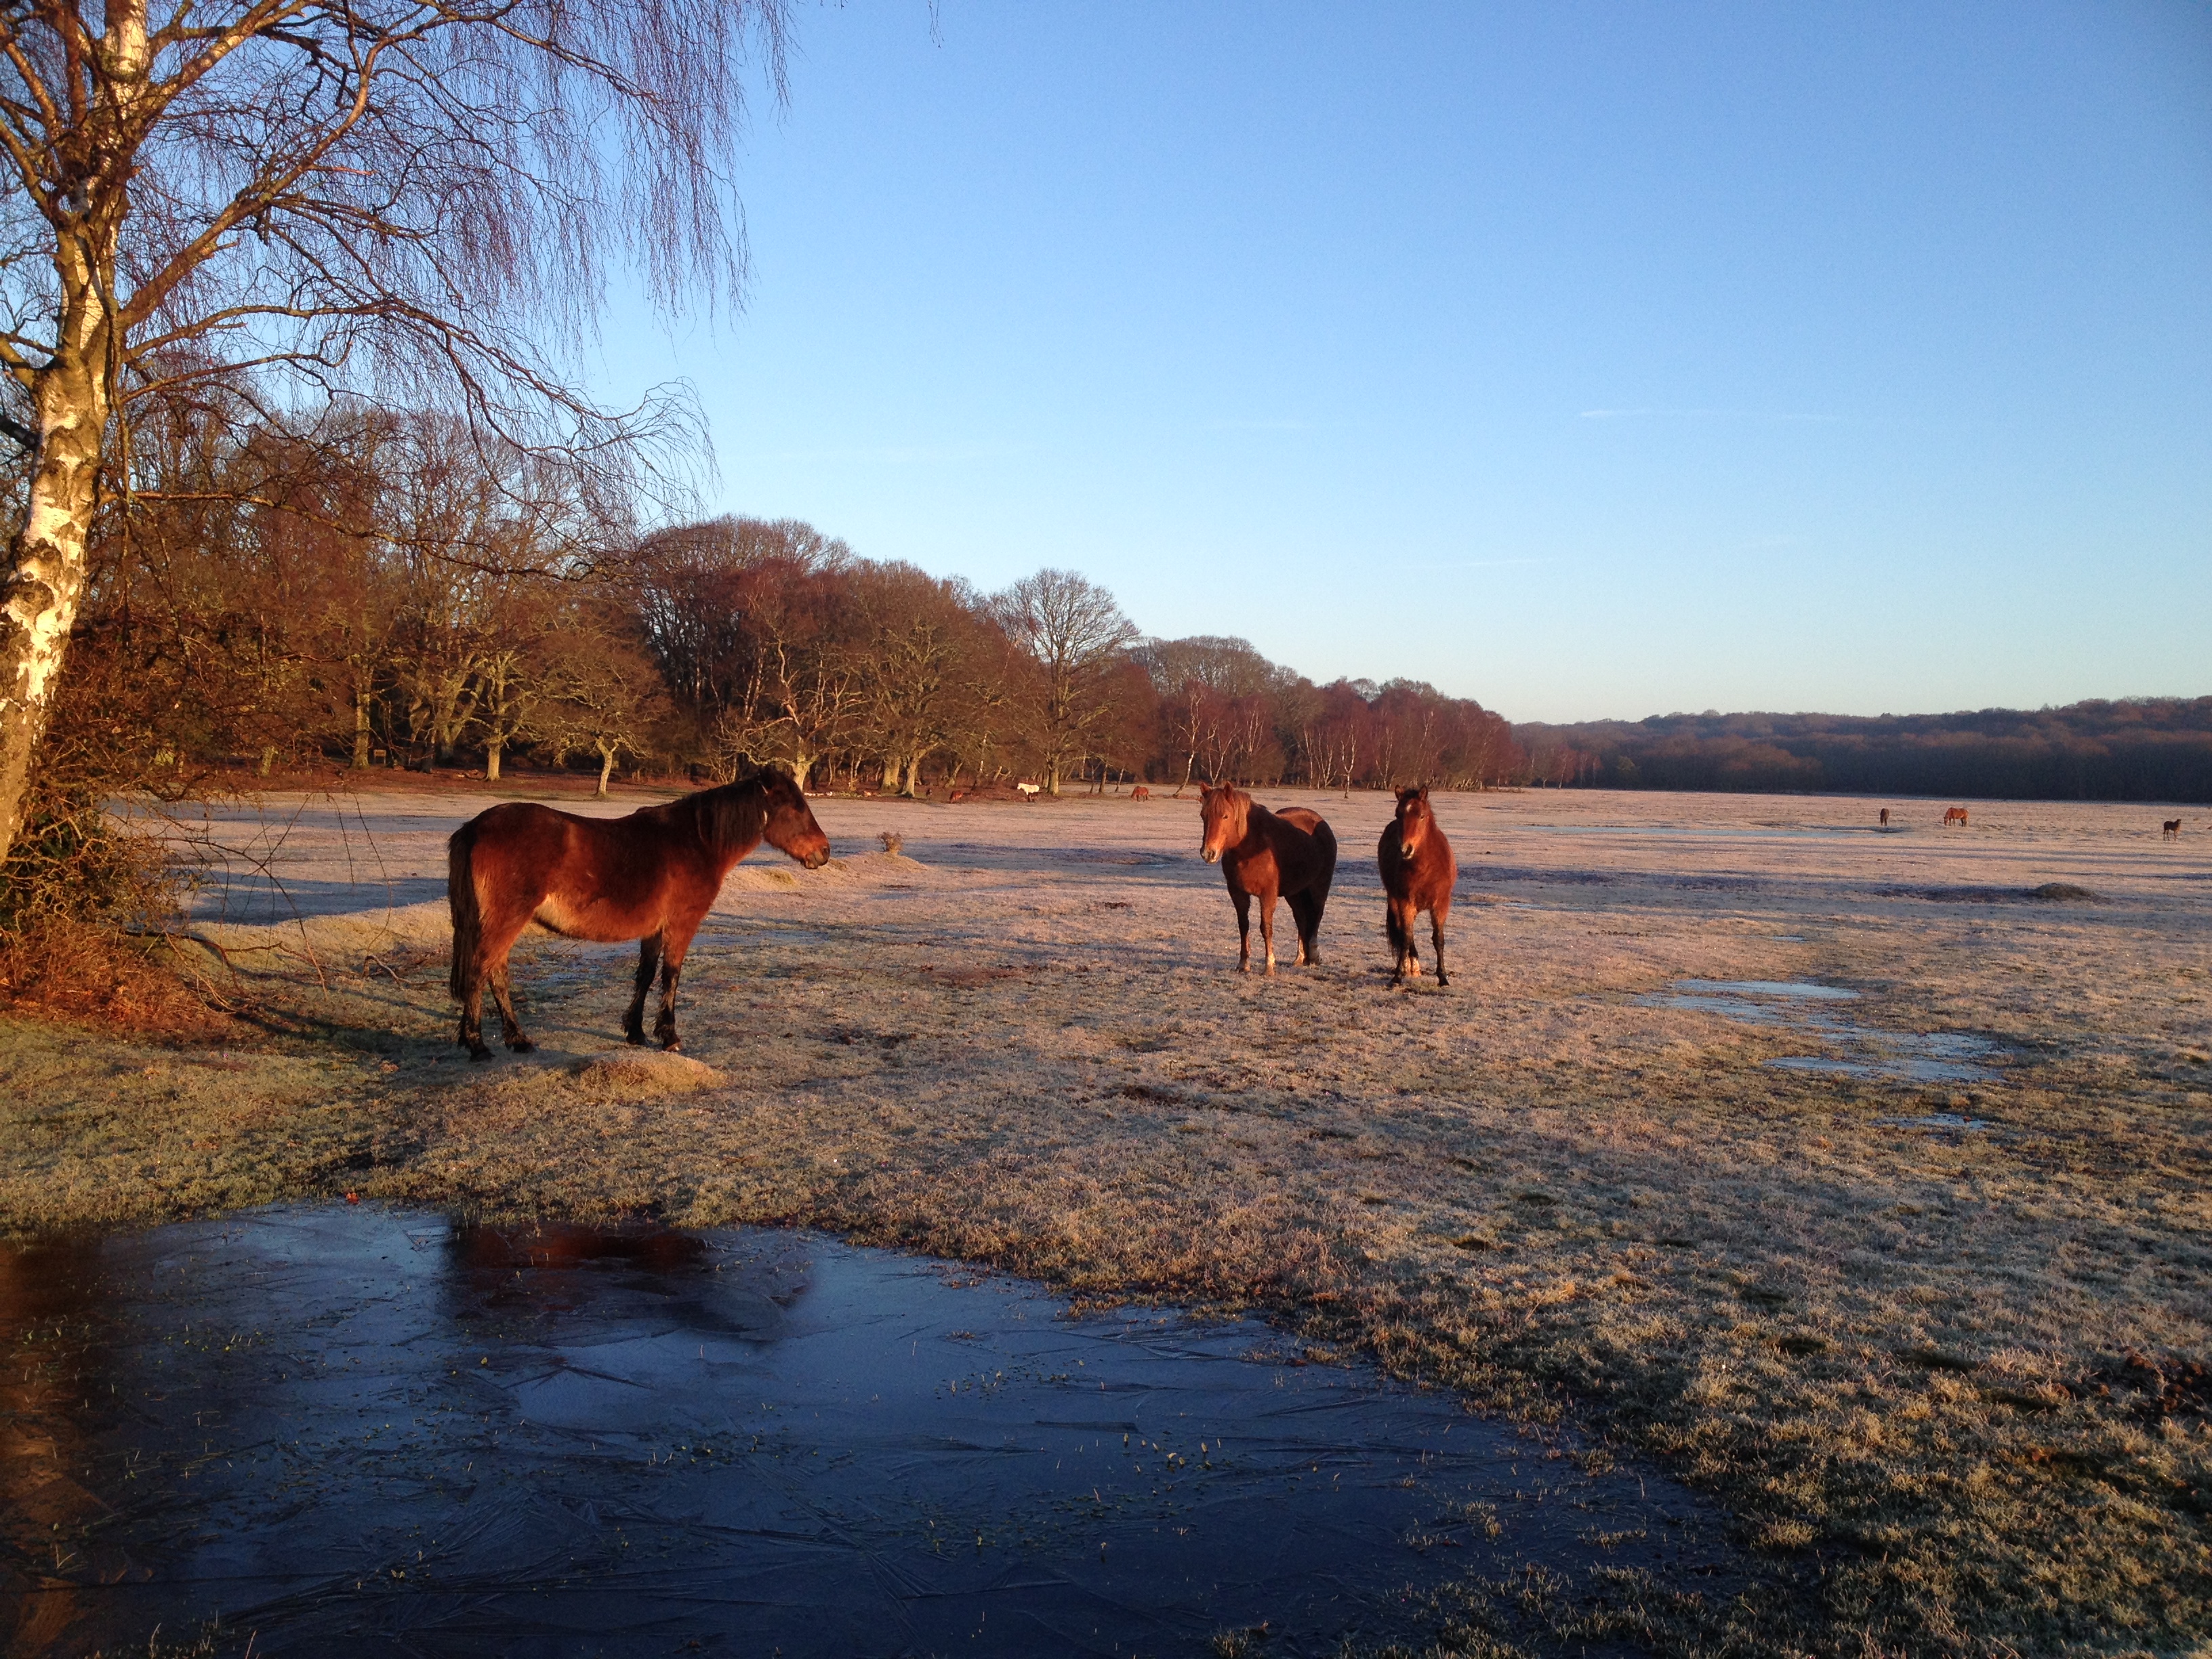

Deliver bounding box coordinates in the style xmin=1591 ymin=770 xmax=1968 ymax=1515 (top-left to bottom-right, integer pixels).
xmin=3 ymin=784 xmax=2208 ymax=1656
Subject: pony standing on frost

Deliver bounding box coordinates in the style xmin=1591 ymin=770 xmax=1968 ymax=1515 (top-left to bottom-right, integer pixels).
xmin=1378 ymin=785 xmax=1456 ymax=987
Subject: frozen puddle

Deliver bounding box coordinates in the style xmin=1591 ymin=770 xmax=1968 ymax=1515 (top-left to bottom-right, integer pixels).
xmin=1644 ymin=979 xmax=2002 ymax=1085
xmin=0 ymin=1207 xmax=1738 ymax=1657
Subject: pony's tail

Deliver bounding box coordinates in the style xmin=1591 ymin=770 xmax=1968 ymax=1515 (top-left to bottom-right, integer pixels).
xmin=448 ymin=822 xmax=481 ymax=1002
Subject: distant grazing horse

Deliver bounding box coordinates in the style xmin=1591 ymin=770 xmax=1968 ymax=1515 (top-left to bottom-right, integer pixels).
xmin=448 ymin=767 xmax=831 ymax=1061
xmin=2165 ymin=819 xmax=2184 ymax=840
xmin=1879 ymin=808 xmax=1889 ymax=827
xmin=1197 ymin=784 xmax=1336 ymax=972
xmin=1130 ymin=785 xmax=1151 ymax=801
xmin=1016 ymin=781 xmax=1042 ymax=800
xmin=1380 ymin=785 xmax=1458 ymax=987
xmin=1944 ymin=806 xmax=1969 ymax=827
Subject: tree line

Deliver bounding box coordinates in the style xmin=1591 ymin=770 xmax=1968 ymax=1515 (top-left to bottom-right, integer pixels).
xmin=1517 ymin=702 xmax=2212 ymax=804
xmin=35 ymin=404 xmax=1525 ymax=806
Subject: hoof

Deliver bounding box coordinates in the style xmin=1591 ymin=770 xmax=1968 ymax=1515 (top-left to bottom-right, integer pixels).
xmin=467 ymin=1046 xmax=494 ymax=1063
xmin=624 ymin=1030 xmax=647 ymax=1047
xmin=659 ymin=1038 xmax=682 ymax=1053
xmin=506 ymin=1038 xmax=536 ymax=1054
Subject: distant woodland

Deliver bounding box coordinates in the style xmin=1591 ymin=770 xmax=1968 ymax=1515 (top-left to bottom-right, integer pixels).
xmin=28 ymin=406 xmax=1519 ymax=805
xmin=17 ymin=403 xmax=2201 ymax=811
xmin=1516 ymin=701 xmax=2212 ymax=804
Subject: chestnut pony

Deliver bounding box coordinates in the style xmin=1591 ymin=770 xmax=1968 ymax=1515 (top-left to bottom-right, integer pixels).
xmin=447 ymin=766 xmax=831 ymax=1060
xmin=1197 ymin=784 xmax=1337 ymax=972
xmin=1379 ymin=785 xmax=1457 ymax=987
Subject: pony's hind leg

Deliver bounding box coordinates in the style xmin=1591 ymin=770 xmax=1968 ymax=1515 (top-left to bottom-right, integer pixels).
xmin=489 ymin=963 xmax=534 ymax=1052
xmin=456 ymin=965 xmax=492 ymax=1061
xmin=1289 ymin=890 xmax=1322 ymax=966
xmin=626 ymin=933 xmax=663 ymax=1046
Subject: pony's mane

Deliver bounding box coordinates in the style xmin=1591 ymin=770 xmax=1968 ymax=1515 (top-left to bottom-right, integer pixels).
xmin=693 ymin=771 xmax=773 ymax=858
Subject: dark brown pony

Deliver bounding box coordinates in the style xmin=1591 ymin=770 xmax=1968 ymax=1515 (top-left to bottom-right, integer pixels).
xmin=447 ymin=767 xmax=831 ymax=1060
xmin=2165 ymin=819 xmax=2184 ymax=839
xmin=1879 ymin=807 xmax=1890 ymax=827
xmin=1379 ymin=785 xmax=1457 ymax=987
xmin=1197 ymin=784 xmax=1336 ymax=972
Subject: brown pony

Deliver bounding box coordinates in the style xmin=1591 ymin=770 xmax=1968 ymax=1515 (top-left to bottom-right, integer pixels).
xmin=448 ymin=767 xmax=831 ymax=1060
xmin=1879 ymin=807 xmax=1890 ymax=827
xmin=1944 ymin=806 xmax=1969 ymax=827
xmin=1197 ymin=785 xmax=1337 ymax=972
xmin=1379 ymin=785 xmax=1457 ymax=987
xmin=2165 ymin=819 xmax=2184 ymax=839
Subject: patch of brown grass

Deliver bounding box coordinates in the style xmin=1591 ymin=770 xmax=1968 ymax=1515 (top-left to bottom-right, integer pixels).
xmin=0 ymin=919 xmax=241 ymax=1042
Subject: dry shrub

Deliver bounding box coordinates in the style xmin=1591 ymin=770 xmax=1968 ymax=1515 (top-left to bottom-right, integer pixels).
xmin=0 ymin=916 xmax=237 ymax=1042
xmin=0 ymin=766 xmax=235 ymax=1041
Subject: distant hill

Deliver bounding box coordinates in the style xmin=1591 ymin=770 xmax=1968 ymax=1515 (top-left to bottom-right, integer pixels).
xmin=1513 ymin=697 xmax=2212 ymax=803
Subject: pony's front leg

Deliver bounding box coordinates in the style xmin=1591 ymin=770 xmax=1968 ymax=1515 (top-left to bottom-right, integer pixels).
xmin=655 ymin=957 xmax=683 ymax=1051
xmin=1430 ymin=908 xmax=1450 ymax=988
xmin=655 ymin=932 xmax=694 ymax=1050
xmin=1231 ymin=889 xmax=1252 ymax=972
xmin=1395 ymin=901 xmax=1424 ymax=981
xmin=626 ymin=933 xmax=663 ymax=1046
xmin=1259 ymin=895 xmax=1279 ymax=975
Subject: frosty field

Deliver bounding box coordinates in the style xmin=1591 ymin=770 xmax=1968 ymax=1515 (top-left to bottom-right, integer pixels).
xmin=3 ymin=783 xmax=2207 ymax=1656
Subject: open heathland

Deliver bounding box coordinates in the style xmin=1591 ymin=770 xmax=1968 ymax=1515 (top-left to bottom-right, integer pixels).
xmin=3 ymin=783 xmax=2209 ymax=1656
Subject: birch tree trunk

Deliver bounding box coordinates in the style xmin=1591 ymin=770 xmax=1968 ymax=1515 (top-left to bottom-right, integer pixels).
xmin=0 ymin=1 xmax=144 ymax=860
xmin=1 ymin=334 xmax=110 ymax=856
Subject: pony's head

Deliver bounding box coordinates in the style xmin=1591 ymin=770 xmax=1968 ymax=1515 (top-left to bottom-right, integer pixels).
xmin=1197 ymin=783 xmax=1248 ymax=865
xmin=1393 ymin=785 xmax=1436 ymax=859
xmin=757 ymin=765 xmax=832 ymax=869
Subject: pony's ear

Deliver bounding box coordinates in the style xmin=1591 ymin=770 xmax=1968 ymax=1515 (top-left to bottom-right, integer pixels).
xmin=758 ymin=762 xmax=793 ymax=785
xmin=1418 ymin=784 xmax=1430 ymax=800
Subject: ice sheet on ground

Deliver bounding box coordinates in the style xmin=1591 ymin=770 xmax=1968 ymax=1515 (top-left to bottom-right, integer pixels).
xmin=1 ymin=1206 xmax=1739 ymax=1658
xmin=1642 ymin=979 xmax=2002 ymax=1086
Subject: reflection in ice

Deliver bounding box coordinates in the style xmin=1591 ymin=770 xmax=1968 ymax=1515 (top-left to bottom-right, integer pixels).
xmin=1 ymin=1207 xmax=1737 ymax=1657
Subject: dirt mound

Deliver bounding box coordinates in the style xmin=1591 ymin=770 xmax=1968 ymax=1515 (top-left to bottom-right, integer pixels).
xmin=568 ymin=1050 xmax=724 ymax=1094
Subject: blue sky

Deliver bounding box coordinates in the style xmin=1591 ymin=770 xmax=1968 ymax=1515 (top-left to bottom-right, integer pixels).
xmin=592 ymin=1 xmax=2211 ymax=724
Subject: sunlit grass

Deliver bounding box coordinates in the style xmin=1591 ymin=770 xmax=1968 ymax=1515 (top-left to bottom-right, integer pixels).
xmin=2 ymin=785 xmax=2206 ymax=1655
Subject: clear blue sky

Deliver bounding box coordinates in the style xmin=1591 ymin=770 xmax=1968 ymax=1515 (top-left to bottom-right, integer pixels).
xmin=592 ymin=1 xmax=2211 ymax=724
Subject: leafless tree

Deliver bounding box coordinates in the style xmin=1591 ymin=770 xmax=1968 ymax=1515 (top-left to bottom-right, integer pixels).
xmin=0 ymin=0 xmax=790 ymax=861
xmin=992 ymin=568 xmax=1137 ymax=796
xmin=536 ymin=613 xmax=668 ymax=797
xmin=848 ymin=561 xmax=993 ymax=797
